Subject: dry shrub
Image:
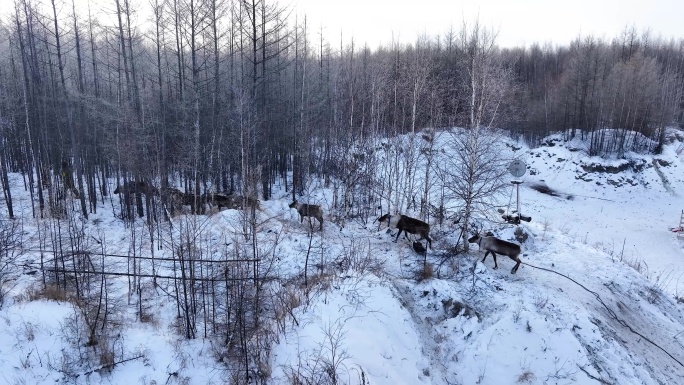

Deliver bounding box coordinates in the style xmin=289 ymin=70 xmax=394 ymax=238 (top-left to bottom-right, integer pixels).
xmin=59 ymin=307 xmax=125 ymax=378
xmin=275 ymin=285 xmax=302 ymax=322
xmin=19 ymin=321 xmax=36 ymax=342
xmin=516 ymin=370 xmax=536 ymax=383
xmin=416 ymin=263 xmax=434 ymax=282
xmin=533 ymin=295 xmax=549 ymax=310
xmin=624 ymin=256 xmax=645 ymax=274
xmin=98 ymin=344 xmax=116 ymax=370
xmin=28 ymin=284 xmax=70 ymax=303
xmin=272 ymin=283 xmax=305 ymax=335
xmin=337 ymin=238 xmax=385 ymax=276
xmin=139 ymin=310 xmax=157 ymax=326
xmin=645 ymin=285 xmax=662 ymax=304
xmin=306 ymin=271 xmax=335 ymax=292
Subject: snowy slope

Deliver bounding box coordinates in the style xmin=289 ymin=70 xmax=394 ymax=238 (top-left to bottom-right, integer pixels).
xmin=1 ymin=128 xmax=684 ymax=385
xmin=519 ymin=131 xmax=684 ymax=295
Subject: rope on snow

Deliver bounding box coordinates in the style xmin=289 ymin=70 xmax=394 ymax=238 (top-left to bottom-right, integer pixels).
xmin=521 ymin=261 xmax=684 ymax=368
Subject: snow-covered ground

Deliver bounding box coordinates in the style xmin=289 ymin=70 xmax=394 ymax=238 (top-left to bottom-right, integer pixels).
xmin=520 ymin=131 xmax=684 ymax=295
xmin=1 ymin=128 xmax=684 ymax=385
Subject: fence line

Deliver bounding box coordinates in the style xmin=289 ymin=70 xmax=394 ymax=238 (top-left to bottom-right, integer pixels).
xmin=45 ymin=268 xmax=276 ymax=283
xmin=22 ymin=249 xmax=260 ymax=264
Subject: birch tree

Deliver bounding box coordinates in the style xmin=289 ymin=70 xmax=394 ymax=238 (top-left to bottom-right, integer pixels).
xmin=437 ymin=128 xmax=509 ymax=251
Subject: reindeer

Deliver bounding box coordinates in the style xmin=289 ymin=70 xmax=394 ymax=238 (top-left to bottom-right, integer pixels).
xmin=114 ymin=181 xmax=159 ymax=196
xmin=377 ymin=214 xmax=432 ymax=250
xmin=205 ymin=193 xmax=235 ymax=210
xmin=289 ymin=200 xmax=323 ymax=230
xmin=206 ymin=193 xmax=260 ymax=211
xmin=161 ymin=187 xmax=205 ymax=214
xmin=467 ymin=233 xmax=522 ymax=274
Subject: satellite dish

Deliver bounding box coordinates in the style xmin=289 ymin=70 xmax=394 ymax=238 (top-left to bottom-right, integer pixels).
xmin=508 ymin=160 xmax=526 ymax=178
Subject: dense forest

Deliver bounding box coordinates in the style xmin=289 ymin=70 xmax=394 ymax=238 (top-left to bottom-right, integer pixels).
xmin=0 ymin=0 xmax=683 ymax=219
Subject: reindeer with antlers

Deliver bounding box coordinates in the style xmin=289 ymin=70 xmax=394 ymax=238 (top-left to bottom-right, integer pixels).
xmin=468 ymin=229 xmax=522 ymax=274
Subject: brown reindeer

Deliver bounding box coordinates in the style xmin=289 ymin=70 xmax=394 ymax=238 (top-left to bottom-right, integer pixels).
xmin=114 ymin=181 xmax=159 ymax=196
xmin=206 ymin=193 xmax=260 ymax=211
xmin=160 ymin=187 xmax=206 ymax=214
xmin=377 ymin=214 xmax=432 ymax=250
xmin=289 ymin=200 xmax=323 ymax=230
xmin=468 ymin=233 xmax=522 ymax=274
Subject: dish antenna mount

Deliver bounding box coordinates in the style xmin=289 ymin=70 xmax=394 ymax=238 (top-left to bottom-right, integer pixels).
xmin=502 ymin=160 xmax=531 ymax=224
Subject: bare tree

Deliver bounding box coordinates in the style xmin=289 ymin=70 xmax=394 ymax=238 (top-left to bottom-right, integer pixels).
xmin=460 ymin=19 xmax=512 ymax=130
xmin=0 ymin=219 xmax=22 ymax=308
xmin=436 ymin=128 xmax=509 ymax=251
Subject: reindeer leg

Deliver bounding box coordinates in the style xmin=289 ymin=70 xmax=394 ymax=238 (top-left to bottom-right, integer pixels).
xmin=492 ymin=252 xmax=499 ymax=269
xmin=511 ymin=258 xmax=521 ymax=274
xmin=394 ymin=229 xmax=402 ymax=243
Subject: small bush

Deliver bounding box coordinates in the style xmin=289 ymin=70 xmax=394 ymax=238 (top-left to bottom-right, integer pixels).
xmin=20 ymin=321 xmax=36 ymax=342
xmin=29 ymin=284 xmax=70 ymax=303
xmin=516 ymin=370 xmax=536 ymax=383
xmin=512 ymin=302 xmax=523 ymax=323
xmin=533 ymin=295 xmax=549 ymax=310
xmin=416 ymin=263 xmax=434 ymax=282
xmin=139 ymin=310 xmax=157 ymax=325
xmin=645 ymin=285 xmax=662 ymax=304
xmin=624 ymin=256 xmax=645 ymax=274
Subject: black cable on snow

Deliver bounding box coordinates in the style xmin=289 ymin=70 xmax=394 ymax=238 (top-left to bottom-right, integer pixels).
xmin=522 ymin=261 xmax=684 ymax=369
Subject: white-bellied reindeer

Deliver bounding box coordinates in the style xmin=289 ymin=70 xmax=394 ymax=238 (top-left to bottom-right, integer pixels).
xmin=377 ymin=214 xmax=433 ymax=250
xmin=468 ymin=231 xmax=522 ymax=274
xmin=289 ymin=200 xmax=324 ymax=230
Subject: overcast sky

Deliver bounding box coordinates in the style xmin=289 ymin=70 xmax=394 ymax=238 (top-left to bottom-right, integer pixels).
xmin=2 ymin=0 xmax=680 ymax=49
xmin=291 ymin=0 xmax=683 ymax=48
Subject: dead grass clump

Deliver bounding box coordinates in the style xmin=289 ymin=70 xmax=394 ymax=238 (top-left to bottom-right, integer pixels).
xmin=416 ymin=263 xmax=434 ymax=282
xmin=98 ymin=344 xmax=116 ymax=370
xmin=533 ymin=295 xmax=549 ymax=310
xmin=516 ymin=370 xmax=536 ymax=383
xmin=306 ymin=271 xmax=334 ymax=291
xmin=624 ymin=256 xmax=645 ymax=274
xmin=273 ymin=284 xmax=304 ymax=332
xmin=139 ymin=310 xmax=158 ymax=326
xmin=28 ymin=284 xmax=70 ymax=303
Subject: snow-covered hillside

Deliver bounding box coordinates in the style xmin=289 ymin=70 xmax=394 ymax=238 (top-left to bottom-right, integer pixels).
xmin=1 ymin=128 xmax=684 ymax=385
xmin=520 ymin=130 xmax=684 ymax=295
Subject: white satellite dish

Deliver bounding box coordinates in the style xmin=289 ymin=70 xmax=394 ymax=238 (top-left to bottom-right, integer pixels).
xmin=508 ymin=160 xmax=527 ymax=178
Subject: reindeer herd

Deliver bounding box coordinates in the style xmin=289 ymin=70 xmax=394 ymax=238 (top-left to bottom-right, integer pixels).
xmin=113 ymin=181 xmax=260 ymax=215
xmin=114 ymin=180 xmax=523 ymax=274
